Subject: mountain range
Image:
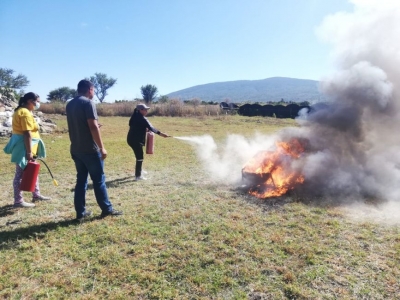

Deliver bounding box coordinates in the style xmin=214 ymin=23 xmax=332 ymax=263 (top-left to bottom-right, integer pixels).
xmin=166 ymin=77 xmax=326 ymax=103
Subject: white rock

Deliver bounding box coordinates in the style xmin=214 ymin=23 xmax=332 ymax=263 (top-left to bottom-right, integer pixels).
xmin=4 ymin=116 xmax=12 ymax=127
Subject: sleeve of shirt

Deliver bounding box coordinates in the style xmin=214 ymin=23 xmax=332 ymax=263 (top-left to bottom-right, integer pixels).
xmin=85 ymin=100 xmax=98 ymax=120
xmin=145 ymin=118 xmax=160 ymax=134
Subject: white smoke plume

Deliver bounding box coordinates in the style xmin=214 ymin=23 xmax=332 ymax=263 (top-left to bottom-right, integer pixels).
xmin=176 ymin=1 xmax=400 ymax=218
xmin=174 ymin=134 xmax=278 ymax=183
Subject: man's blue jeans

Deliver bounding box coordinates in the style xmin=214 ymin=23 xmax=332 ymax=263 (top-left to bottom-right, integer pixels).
xmin=71 ymin=152 xmax=113 ymax=218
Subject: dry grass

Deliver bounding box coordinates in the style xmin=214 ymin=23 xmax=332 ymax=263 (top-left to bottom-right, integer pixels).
xmin=0 ymin=115 xmax=399 ymax=299
xmin=39 ymin=101 xmax=228 ymax=117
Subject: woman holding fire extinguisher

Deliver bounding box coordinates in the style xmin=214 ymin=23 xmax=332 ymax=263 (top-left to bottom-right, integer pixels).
xmin=127 ymin=103 xmax=170 ymax=181
xmin=3 ymin=92 xmax=51 ymax=208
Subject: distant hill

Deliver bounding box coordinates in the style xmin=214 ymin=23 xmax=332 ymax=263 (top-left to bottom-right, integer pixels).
xmin=166 ymin=77 xmax=326 ymax=103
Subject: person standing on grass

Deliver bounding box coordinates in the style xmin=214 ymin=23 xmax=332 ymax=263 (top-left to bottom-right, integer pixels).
xmin=66 ymin=79 xmax=122 ymax=220
xmin=3 ymin=92 xmax=51 ymax=208
xmin=127 ymin=103 xmax=170 ymax=180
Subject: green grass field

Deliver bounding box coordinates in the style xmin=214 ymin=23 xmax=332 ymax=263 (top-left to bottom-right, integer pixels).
xmin=0 ymin=115 xmax=399 ymax=299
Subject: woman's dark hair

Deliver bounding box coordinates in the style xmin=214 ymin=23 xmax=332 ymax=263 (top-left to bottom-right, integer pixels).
xmin=129 ymin=108 xmax=141 ymax=118
xmin=15 ymin=92 xmax=40 ymax=111
xmin=77 ymin=79 xmax=94 ymax=94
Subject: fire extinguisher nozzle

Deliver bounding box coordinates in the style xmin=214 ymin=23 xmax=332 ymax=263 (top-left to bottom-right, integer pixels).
xmin=36 ymin=158 xmax=58 ymax=187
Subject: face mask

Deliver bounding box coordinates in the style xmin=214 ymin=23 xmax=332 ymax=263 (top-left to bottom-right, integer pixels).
xmin=34 ymin=102 xmax=40 ymax=110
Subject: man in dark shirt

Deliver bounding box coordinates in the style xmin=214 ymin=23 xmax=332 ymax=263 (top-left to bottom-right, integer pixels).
xmin=66 ymin=79 xmax=122 ymax=220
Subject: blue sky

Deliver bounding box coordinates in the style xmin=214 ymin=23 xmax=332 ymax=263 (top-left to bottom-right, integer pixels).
xmin=0 ymin=0 xmax=353 ymax=102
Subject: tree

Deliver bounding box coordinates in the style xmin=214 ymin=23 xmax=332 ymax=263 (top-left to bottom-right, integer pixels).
xmin=140 ymin=84 xmax=158 ymax=105
xmin=189 ymin=98 xmax=201 ymax=107
xmin=0 ymin=68 xmax=29 ymax=101
xmin=299 ymin=101 xmax=311 ymax=106
xmin=158 ymin=95 xmax=169 ymax=104
xmin=88 ymin=73 xmax=117 ymax=103
xmin=47 ymin=87 xmax=76 ymax=102
xmin=0 ymin=68 xmax=29 ymax=89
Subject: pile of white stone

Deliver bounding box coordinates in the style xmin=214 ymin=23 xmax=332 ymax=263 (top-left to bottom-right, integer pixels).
xmin=0 ymin=90 xmax=57 ymax=137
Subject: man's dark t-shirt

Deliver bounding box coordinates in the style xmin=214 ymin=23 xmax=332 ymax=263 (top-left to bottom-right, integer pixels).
xmin=66 ymin=96 xmax=99 ymax=154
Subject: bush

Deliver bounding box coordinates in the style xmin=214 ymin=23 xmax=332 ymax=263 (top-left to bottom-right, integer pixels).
xmin=96 ymin=102 xmax=134 ymax=117
xmin=40 ymin=101 xmax=66 ymax=114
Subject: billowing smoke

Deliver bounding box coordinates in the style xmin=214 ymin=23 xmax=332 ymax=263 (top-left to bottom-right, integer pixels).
xmin=176 ymin=1 xmax=400 ymax=212
xmin=301 ymin=0 xmax=400 ymax=201
xmin=292 ymin=61 xmax=398 ymax=200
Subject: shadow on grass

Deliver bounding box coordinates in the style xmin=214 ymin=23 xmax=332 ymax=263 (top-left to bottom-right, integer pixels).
xmin=105 ymin=176 xmax=136 ymax=188
xmin=69 ymin=176 xmax=135 ymax=192
xmin=235 ymin=184 xmax=386 ymax=211
xmin=0 ymin=204 xmax=15 ymax=218
xmin=0 ymin=217 xmax=95 ymax=251
xmin=236 ymin=183 xmax=351 ymax=210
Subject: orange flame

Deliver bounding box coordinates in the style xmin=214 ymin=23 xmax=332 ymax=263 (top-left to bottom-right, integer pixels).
xmin=242 ymin=139 xmax=305 ymax=198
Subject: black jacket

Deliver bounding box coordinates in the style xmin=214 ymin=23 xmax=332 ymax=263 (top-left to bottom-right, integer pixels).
xmin=127 ymin=109 xmax=160 ymax=146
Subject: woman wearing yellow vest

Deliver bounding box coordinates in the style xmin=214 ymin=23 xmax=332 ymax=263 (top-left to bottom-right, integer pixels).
xmin=3 ymin=92 xmax=50 ymax=208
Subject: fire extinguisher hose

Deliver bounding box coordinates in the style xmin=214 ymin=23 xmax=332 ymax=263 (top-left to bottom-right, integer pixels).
xmin=35 ymin=158 xmax=59 ymax=186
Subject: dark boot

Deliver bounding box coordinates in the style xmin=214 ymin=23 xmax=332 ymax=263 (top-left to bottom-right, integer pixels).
xmin=135 ymin=160 xmax=143 ymax=178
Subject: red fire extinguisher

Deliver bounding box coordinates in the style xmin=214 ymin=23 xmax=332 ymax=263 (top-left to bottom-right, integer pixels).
xmin=146 ymin=131 xmax=154 ymax=154
xmin=20 ymin=160 xmax=40 ymax=192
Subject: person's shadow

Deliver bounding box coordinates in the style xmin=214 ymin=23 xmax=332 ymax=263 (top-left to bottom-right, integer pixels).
xmin=70 ymin=176 xmax=135 ymax=192
xmin=0 ymin=217 xmax=94 ymax=251
xmin=0 ymin=204 xmax=15 ymax=218
xmin=0 ymin=177 xmax=135 ymax=250
xmin=2 ymin=175 xmax=144 ymax=250
xmin=0 ymin=204 xmax=99 ymax=251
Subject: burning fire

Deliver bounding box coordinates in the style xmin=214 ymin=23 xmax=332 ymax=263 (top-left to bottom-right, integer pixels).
xmin=242 ymin=139 xmax=305 ymax=198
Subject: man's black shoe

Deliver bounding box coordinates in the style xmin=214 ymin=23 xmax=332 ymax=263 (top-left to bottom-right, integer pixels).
xmin=100 ymin=209 xmax=123 ymax=218
xmin=75 ymin=210 xmax=92 ymax=222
